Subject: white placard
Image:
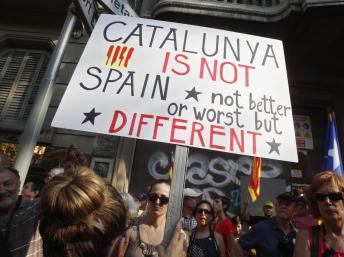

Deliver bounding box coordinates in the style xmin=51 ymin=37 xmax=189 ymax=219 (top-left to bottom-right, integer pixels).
xmin=52 ymin=14 xmax=298 ymax=162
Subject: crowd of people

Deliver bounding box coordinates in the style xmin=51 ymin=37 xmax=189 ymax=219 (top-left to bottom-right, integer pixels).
xmin=1 ymin=158 xmax=344 ymax=257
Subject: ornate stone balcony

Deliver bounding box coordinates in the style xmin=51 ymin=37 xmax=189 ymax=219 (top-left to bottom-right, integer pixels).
xmin=143 ymin=0 xmax=344 ymax=21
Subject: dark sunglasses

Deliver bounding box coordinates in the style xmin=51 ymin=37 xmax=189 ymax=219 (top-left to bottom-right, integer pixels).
xmin=148 ymin=193 xmax=169 ymax=205
xmin=315 ymin=192 xmax=343 ymax=202
xmin=196 ymin=208 xmax=211 ymax=215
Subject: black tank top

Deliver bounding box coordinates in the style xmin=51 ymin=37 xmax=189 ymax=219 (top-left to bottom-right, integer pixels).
xmin=188 ymin=230 xmax=220 ymax=257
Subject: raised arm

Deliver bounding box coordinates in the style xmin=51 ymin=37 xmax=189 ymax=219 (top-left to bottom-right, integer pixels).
xmin=242 ymin=198 xmax=250 ymax=222
xmin=293 ymin=228 xmax=310 ymax=257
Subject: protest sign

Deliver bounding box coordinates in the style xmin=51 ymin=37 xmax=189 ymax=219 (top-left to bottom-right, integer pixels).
xmin=52 ymin=14 xmax=298 ymax=162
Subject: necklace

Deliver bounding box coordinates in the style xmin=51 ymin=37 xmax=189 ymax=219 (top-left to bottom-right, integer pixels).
xmin=138 ymin=224 xmax=159 ymax=257
xmin=139 ymin=242 xmax=158 ymax=257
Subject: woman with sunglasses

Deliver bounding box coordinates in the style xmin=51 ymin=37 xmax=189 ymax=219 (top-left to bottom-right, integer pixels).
xmin=188 ymin=200 xmax=226 ymax=257
xmin=117 ymin=179 xmax=175 ymax=257
xmin=293 ymin=171 xmax=344 ymax=257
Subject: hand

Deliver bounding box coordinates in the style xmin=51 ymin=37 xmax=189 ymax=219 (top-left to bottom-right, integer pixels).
xmin=157 ymin=219 xmax=187 ymax=257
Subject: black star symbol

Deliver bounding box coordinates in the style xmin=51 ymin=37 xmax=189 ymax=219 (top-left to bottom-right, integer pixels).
xmin=266 ymin=138 xmax=281 ymax=155
xmin=82 ymin=108 xmax=101 ymax=125
xmin=185 ymin=87 xmax=202 ymax=102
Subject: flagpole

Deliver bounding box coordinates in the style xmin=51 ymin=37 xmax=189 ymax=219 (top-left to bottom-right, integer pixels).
xmin=14 ymin=5 xmax=78 ymax=186
xmin=163 ymin=145 xmax=188 ymax=247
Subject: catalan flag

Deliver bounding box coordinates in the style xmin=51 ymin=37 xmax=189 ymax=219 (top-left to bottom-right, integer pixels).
xmin=168 ymin=151 xmax=174 ymax=181
xmin=324 ymin=111 xmax=344 ymax=176
xmin=248 ymin=157 xmax=262 ymax=202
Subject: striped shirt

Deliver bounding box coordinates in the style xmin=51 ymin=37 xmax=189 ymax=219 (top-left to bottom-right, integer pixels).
xmin=0 ymin=197 xmax=43 ymax=257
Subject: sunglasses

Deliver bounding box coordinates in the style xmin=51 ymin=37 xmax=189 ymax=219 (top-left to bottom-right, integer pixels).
xmin=196 ymin=208 xmax=211 ymax=215
xmin=315 ymin=192 xmax=343 ymax=202
xmin=148 ymin=193 xmax=169 ymax=205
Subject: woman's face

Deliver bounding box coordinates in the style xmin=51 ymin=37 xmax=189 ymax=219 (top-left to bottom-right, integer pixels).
xmin=195 ymin=203 xmax=213 ymax=227
xmin=147 ymin=182 xmax=170 ymax=217
xmin=315 ymin=182 xmax=344 ymax=221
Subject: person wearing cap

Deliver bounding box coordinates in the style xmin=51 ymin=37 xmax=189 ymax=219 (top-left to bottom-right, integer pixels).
xmin=182 ymin=188 xmax=202 ymax=231
xmin=137 ymin=192 xmax=148 ymax=217
xmin=0 ymin=166 xmax=42 ymax=257
xmin=233 ymin=192 xmax=297 ymax=257
xmin=243 ymin=199 xmax=274 ymax=227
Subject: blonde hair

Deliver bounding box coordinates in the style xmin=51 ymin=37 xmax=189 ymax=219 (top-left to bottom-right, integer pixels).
xmin=306 ymin=171 xmax=344 ymax=218
xmin=39 ymin=166 xmax=127 ymax=257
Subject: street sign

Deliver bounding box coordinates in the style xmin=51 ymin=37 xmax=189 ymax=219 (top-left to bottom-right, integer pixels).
xmin=98 ymin=0 xmax=138 ymax=17
xmin=73 ymin=0 xmax=99 ymax=34
xmin=52 ymin=14 xmax=298 ymax=162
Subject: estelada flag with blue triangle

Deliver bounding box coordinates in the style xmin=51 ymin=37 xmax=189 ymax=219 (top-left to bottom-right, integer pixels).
xmin=323 ymin=111 xmax=344 ymax=176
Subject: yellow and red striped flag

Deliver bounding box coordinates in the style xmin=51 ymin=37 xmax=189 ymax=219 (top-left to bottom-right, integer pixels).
xmin=248 ymin=157 xmax=262 ymax=202
xmin=168 ymin=151 xmax=174 ymax=181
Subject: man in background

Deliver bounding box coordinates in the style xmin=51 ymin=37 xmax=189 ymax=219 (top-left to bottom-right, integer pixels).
xmin=234 ymin=192 xmax=297 ymax=257
xmin=243 ymin=199 xmax=274 ymax=227
xmin=0 ymin=167 xmax=42 ymax=257
xmin=182 ymin=188 xmax=202 ymax=230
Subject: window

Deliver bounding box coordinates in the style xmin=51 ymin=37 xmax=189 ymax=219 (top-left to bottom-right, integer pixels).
xmin=0 ymin=48 xmax=49 ymax=125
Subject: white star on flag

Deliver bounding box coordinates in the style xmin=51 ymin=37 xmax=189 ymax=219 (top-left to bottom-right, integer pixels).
xmin=328 ymin=139 xmax=340 ymax=171
xmin=324 ymin=111 xmax=343 ymax=176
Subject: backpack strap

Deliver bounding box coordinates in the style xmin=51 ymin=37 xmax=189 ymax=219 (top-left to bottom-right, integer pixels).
xmin=311 ymin=225 xmax=320 ymax=257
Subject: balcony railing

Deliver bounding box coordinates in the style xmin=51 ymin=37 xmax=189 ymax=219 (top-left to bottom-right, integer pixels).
xmin=146 ymin=0 xmax=344 ymax=21
xmin=209 ymin=0 xmax=282 ymax=7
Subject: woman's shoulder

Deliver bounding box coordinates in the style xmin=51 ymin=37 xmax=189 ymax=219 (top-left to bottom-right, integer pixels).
xmin=125 ymin=225 xmax=139 ymax=241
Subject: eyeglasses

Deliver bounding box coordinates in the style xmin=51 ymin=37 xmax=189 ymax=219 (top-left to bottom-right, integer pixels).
xmin=315 ymin=192 xmax=343 ymax=202
xmin=196 ymin=208 xmax=211 ymax=215
xmin=148 ymin=193 xmax=169 ymax=205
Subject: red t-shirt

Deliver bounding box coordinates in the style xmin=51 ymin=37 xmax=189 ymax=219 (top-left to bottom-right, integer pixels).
xmin=215 ymin=218 xmax=234 ymax=257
